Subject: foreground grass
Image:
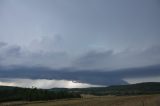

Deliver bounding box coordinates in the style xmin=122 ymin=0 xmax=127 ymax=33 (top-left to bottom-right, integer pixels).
xmin=1 ymin=94 xmax=160 ymax=106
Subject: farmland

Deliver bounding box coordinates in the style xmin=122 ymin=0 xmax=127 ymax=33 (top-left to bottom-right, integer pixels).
xmin=1 ymin=82 xmax=160 ymax=106
xmin=1 ymin=94 xmax=160 ymax=106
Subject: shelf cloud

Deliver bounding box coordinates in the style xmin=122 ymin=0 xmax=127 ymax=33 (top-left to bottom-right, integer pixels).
xmin=0 ymin=0 xmax=160 ymax=87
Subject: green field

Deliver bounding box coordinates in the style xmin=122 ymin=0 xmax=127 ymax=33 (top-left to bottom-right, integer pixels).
xmin=1 ymin=94 xmax=160 ymax=106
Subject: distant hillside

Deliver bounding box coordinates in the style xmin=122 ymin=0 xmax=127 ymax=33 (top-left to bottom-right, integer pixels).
xmin=0 ymin=82 xmax=160 ymax=102
xmin=0 ymin=86 xmax=19 ymax=90
xmin=0 ymin=86 xmax=80 ymax=102
xmin=66 ymin=82 xmax=160 ymax=96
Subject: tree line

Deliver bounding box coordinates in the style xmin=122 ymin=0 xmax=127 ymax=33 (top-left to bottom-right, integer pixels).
xmin=0 ymin=87 xmax=81 ymax=102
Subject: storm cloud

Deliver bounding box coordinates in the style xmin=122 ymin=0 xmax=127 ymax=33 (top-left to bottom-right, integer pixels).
xmin=0 ymin=0 xmax=160 ymax=87
xmin=73 ymin=45 xmax=160 ymax=70
xmin=0 ymin=43 xmax=160 ymax=70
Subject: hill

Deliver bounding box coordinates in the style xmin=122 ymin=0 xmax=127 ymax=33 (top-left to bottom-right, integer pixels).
xmin=66 ymin=82 xmax=160 ymax=96
xmin=0 ymin=82 xmax=160 ymax=102
xmin=0 ymin=86 xmax=80 ymax=102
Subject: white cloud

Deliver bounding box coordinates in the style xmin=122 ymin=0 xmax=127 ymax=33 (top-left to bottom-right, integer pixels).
xmin=0 ymin=78 xmax=103 ymax=89
xmin=124 ymin=76 xmax=160 ymax=84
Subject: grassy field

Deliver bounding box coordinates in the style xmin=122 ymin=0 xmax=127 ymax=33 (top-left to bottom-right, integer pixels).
xmin=1 ymin=94 xmax=160 ymax=106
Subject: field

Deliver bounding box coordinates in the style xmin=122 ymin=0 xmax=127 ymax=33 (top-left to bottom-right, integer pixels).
xmin=1 ymin=94 xmax=160 ymax=106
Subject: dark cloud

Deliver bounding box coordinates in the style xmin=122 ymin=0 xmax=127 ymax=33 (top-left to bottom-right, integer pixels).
xmin=0 ymin=42 xmax=160 ymax=70
xmin=0 ymin=42 xmax=7 ymax=48
xmin=5 ymin=45 xmax=21 ymax=56
xmin=0 ymin=0 xmax=160 ymax=86
xmin=0 ymin=41 xmax=70 ymax=68
xmin=73 ymin=50 xmax=113 ymax=69
xmin=73 ymin=45 xmax=160 ymax=70
xmin=0 ymin=64 xmax=160 ymax=86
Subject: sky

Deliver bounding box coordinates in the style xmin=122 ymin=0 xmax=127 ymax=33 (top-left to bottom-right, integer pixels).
xmin=0 ymin=0 xmax=160 ymax=88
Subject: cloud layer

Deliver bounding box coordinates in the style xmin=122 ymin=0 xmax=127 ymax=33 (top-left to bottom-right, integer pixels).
xmin=0 ymin=0 xmax=160 ymax=87
xmin=0 ymin=78 xmax=102 ymax=89
xmin=0 ymin=41 xmax=160 ymax=70
xmin=0 ymin=64 xmax=160 ymax=86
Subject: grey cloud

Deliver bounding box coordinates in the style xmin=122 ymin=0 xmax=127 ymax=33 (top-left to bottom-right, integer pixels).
xmin=29 ymin=34 xmax=64 ymax=52
xmin=0 ymin=0 xmax=159 ymax=50
xmin=0 ymin=64 xmax=160 ymax=86
xmin=0 ymin=0 xmax=160 ymax=71
xmin=0 ymin=42 xmax=7 ymax=48
xmin=1 ymin=41 xmax=160 ymax=70
xmin=0 ymin=41 xmax=70 ymax=69
xmin=0 ymin=66 xmax=127 ymax=85
xmin=0 ymin=44 xmax=22 ymax=66
xmin=0 ymin=0 xmax=159 ymax=88
xmin=5 ymin=45 xmax=21 ymax=56
xmin=73 ymin=45 xmax=160 ymax=70
xmin=73 ymin=50 xmax=113 ymax=70
xmin=0 ymin=44 xmax=21 ymax=58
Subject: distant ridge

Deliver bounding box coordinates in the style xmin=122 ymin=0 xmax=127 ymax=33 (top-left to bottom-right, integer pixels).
xmin=1 ymin=82 xmax=160 ymax=96
xmin=53 ymin=82 xmax=160 ymax=96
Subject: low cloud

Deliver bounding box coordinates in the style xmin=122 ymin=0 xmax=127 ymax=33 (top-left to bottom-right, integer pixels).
xmin=124 ymin=76 xmax=160 ymax=84
xmin=0 ymin=64 xmax=160 ymax=86
xmin=0 ymin=78 xmax=102 ymax=89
